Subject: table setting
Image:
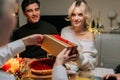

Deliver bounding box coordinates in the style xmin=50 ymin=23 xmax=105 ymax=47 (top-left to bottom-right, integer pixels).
xmin=0 ymin=57 xmax=55 ymax=80
xmin=0 ymin=35 xmax=106 ymax=80
xmin=0 ymin=57 xmax=106 ymax=80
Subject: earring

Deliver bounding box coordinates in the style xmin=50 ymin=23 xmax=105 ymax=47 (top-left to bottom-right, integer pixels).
xmin=11 ymin=13 xmax=16 ymax=17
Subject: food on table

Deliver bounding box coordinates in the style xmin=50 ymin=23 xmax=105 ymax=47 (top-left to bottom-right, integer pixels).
xmin=29 ymin=58 xmax=55 ymax=75
xmin=1 ymin=58 xmax=23 ymax=73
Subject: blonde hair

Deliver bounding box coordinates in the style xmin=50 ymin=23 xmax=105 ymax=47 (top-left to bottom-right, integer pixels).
xmin=66 ymin=0 xmax=90 ymax=24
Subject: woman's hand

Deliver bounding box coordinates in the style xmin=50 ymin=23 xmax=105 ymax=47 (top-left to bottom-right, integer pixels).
xmin=54 ymin=48 xmax=78 ymax=66
xmin=21 ymin=34 xmax=43 ymax=46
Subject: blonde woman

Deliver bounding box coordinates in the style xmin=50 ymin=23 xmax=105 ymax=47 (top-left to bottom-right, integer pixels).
xmin=0 ymin=1 xmax=78 ymax=80
xmin=61 ymin=0 xmax=97 ymax=71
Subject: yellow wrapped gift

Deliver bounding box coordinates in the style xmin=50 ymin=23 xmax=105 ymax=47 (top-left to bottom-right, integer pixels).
xmin=41 ymin=35 xmax=77 ymax=56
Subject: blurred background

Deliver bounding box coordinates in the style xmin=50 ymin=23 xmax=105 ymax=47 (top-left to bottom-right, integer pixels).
xmin=17 ymin=0 xmax=120 ymax=69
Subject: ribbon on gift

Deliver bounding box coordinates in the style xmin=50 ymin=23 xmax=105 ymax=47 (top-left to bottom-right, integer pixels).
xmin=54 ymin=35 xmax=75 ymax=47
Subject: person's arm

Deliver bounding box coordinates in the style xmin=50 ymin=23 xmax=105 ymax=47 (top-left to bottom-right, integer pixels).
xmin=0 ymin=34 xmax=43 ymax=66
xmin=52 ymin=65 xmax=68 ymax=80
xmin=0 ymin=40 xmax=25 ymax=66
xmin=77 ymin=41 xmax=98 ymax=70
xmin=52 ymin=48 xmax=78 ymax=80
xmin=52 ymin=48 xmax=70 ymax=80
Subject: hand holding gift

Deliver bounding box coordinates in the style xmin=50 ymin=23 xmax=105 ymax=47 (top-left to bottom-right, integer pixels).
xmin=41 ymin=35 xmax=79 ymax=74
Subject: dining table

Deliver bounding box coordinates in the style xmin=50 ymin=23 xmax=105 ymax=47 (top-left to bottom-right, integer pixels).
xmin=0 ymin=58 xmax=103 ymax=80
xmin=21 ymin=58 xmax=100 ymax=80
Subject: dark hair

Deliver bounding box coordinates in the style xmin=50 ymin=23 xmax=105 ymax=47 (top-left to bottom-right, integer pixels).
xmin=75 ymin=0 xmax=87 ymax=6
xmin=21 ymin=0 xmax=40 ymax=12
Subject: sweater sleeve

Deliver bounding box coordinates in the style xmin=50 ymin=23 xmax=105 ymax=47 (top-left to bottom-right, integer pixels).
xmin=78 ymin=41 xmax=98 ymax=70
xmin=52 ymin=65 xmax=68 ymax=80
xmin=0 ymin=40 xmax=25 ymax=66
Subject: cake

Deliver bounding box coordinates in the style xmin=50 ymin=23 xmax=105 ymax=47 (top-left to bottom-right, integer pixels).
xmin=29 ymin=58 xmax=55 ymax=75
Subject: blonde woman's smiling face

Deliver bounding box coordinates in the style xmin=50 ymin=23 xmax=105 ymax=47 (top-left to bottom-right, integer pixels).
xmin=70 ymin=6 xmax=86 ymax=31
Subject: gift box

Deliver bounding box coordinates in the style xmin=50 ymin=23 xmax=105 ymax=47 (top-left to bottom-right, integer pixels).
xmin=41 ymin=35 xmax=77 ymax=56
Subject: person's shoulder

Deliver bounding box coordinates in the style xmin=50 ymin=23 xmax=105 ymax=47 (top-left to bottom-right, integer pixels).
xmin=61 ymin=26 xmax=71 ymax=31
xmin=17 ymin=24 xmax=28 ymax=30
xmin=40 ymin=20 xmax=58 ymax=33
xmin=13 ymin=24 xmax=28 ymax=33
xmin=21 ymin=23 xmax=30 ymax=28
xmin=40 ymin=20 xmax=55 ymax=27
xmin=86 ymin=30 xmax=94 ymax=40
